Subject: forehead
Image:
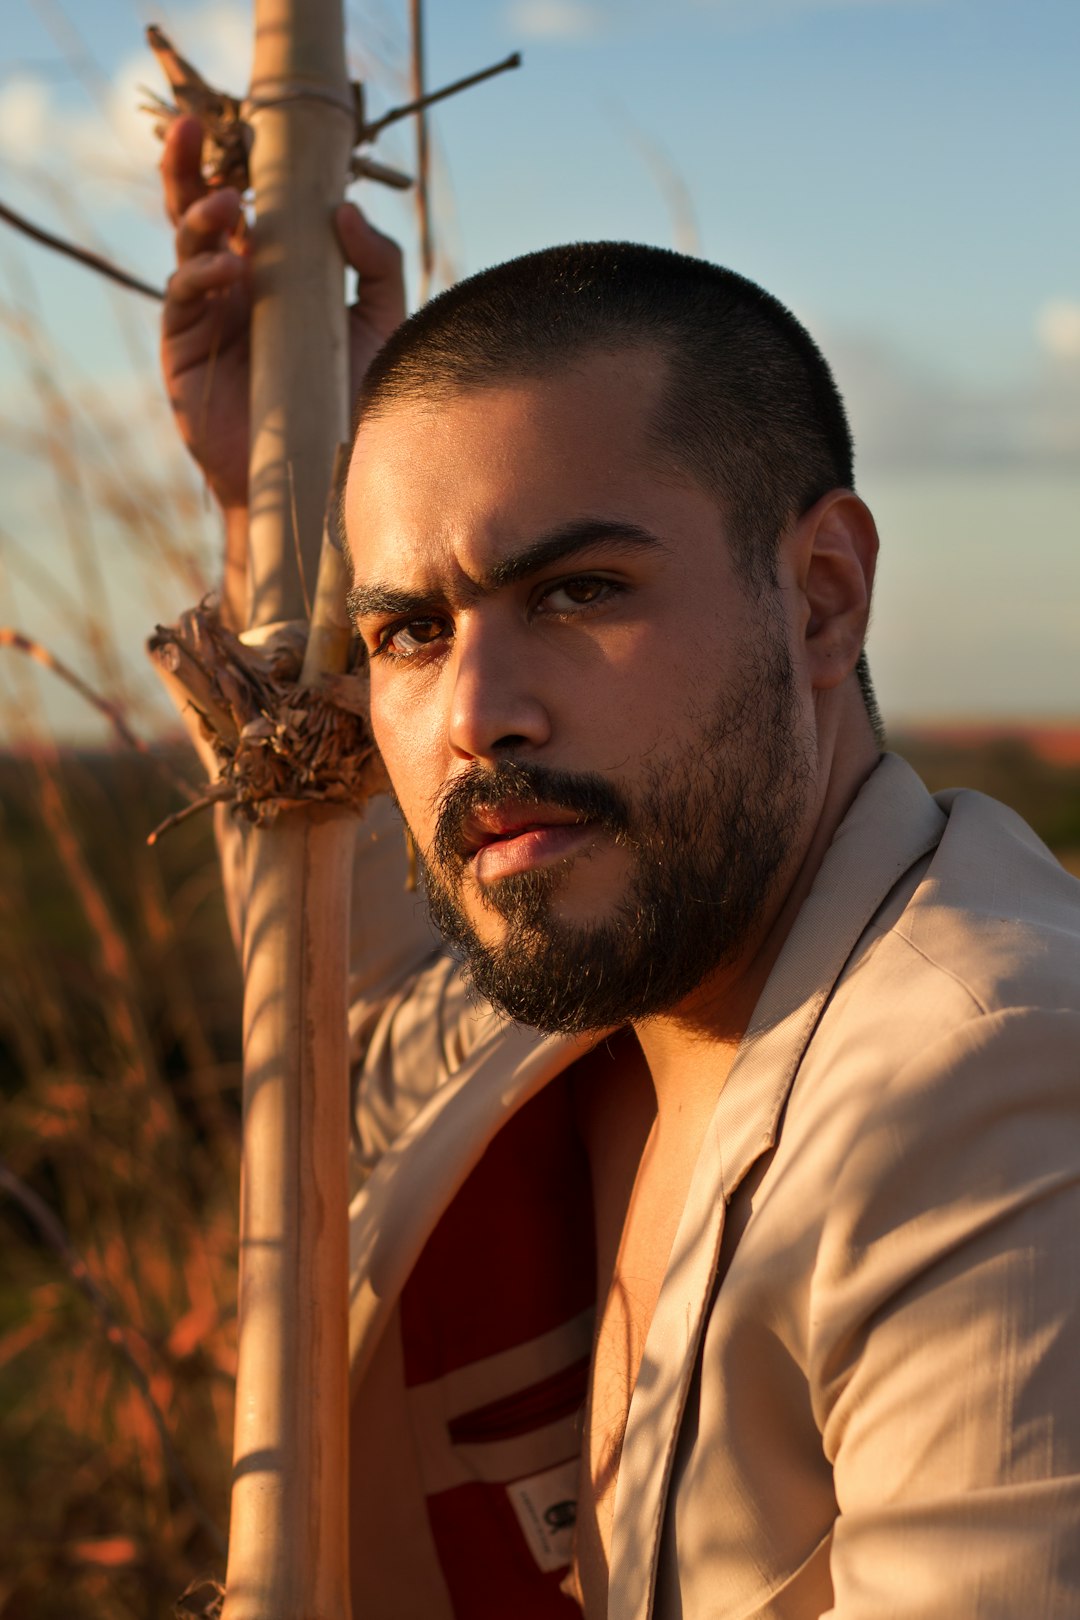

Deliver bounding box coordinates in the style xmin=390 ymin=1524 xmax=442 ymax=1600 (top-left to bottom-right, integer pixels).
xmin=343 ymin=350 xmax=718 ymax=588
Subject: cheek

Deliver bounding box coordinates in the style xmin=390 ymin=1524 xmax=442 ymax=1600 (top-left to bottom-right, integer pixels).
xmin=579 ymin=626 xmax=690 ymax=748
xmin=370 ymin=680 xmax=444 ymax=844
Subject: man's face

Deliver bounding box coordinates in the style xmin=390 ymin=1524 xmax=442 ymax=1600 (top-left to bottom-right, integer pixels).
xmin=345 ymin=350 xmax=817 ymax=1033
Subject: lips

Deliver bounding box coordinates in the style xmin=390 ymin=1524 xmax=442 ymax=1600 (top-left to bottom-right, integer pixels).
xmin=460 ymin=801 xmax=590 ymax=861
xmin=432 ymin=764 xmax=631 ymax=888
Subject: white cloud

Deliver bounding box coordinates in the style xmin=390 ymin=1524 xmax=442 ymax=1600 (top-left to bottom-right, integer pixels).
xmin=1037 ymin=299 xmax=1080 ymax=363
xmin=0 ymin=54 xmax=155 ymax=188
xmin=816 ymin=324 xmax=1080 ymax=472
xmin=178 ymin=3 xmax=253 ymax=88
xmin=505 ymin=0 xmax=604 ymax=40
xmin=0 ymin=77 xmax=50 ymax=160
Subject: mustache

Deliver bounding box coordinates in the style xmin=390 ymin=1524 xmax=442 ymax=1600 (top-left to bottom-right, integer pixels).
xmin=431 ymin=758 xmax=632 ymax=873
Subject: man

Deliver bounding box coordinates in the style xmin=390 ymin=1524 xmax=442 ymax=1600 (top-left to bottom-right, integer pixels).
xmin=161 ymin=118 xmax=1080 ymax=1618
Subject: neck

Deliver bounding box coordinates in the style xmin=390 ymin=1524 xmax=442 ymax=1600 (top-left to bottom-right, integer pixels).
xmin=634 ymin=714 xmax=880 ymax=1122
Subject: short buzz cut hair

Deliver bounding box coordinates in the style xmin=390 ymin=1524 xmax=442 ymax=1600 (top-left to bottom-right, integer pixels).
xmin=353 ymin=240 xmax=882 ymax=741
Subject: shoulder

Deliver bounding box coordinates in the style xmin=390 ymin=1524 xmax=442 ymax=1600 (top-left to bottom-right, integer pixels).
xmin=894 ymin=785 xmax=1080 ymax=1014
xmin=781 ymin=791 xmax=1080 ymax=1327
xmin=812 ymin=782 xmax=1080 ymax=1080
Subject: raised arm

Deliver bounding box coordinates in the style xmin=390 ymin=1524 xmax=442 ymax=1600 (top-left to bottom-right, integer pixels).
xmin=159 ymin=114 xmax=406 ymax=627
xmin=157 ymin=115 xmax=444 ymax=1046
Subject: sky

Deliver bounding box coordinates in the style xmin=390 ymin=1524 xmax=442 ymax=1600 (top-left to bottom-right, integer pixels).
xmin=0 ymin=0 xmax=1077 ymax=739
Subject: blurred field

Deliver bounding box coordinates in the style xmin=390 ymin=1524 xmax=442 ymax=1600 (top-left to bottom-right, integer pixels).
xmin=1 ymin=723 xmax=1078 ymax=1617
xmin=0 ymin=205 xmax=242 ymax=1611
xmin=0 ymin=746 xmax=239 ymax=1618
xmin=893 ymin=723 xmax=1080 ymax=877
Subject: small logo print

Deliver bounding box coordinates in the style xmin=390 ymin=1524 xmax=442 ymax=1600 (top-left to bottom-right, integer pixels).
xmin=508 ymin=1460 xmax=581 ymax=1572
xmin=544 ymin=1500 xmax=577 ymax=1533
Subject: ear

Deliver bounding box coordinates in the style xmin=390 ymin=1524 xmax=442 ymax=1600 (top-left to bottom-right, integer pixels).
xmin=788 ymin=490 xmax=879 ymax=692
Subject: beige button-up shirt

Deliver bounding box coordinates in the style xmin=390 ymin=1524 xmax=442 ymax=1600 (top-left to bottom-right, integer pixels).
xmin=328 ymin=754 xmax=1080 ymax=1616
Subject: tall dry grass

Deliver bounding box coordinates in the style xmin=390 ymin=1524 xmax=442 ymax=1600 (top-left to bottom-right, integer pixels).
xmin=0 ymin=179 xmax=242 ymax=1618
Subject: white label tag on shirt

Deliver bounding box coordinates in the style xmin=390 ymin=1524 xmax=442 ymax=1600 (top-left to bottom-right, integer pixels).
xmin=507 ymin=1458 xmax=579 ymax=1572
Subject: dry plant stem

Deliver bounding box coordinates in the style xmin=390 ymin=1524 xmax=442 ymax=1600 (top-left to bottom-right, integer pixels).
xmin=147 ymin=784 xmax=232 ymax=846
xmin=221 ymin=1 xmax=356 ymax=1615
xmin=408 ymin=0 xmax=434 ymax=303
xmin=0 ymin=197 xmax=163 ymax=301
xmin=359 ymin=49 xmax=521 ymax=143
xmin=0 ymin=626 xmax=196 ymax=801
xmin=0 ymin=626 xmax=143 ymax=751
xmin=285 ymin=460 xmax=312 ymax=619
xmin=0 ymin=1156 xmax=227 ymax=1556
xmin=300 ymin=443 xmax=353 ymax=685
xmin=31 ymin=751 xmax=165 ymax=1110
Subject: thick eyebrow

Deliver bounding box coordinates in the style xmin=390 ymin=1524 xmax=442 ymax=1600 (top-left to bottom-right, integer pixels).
xmin=347 ymin=519 xmax=667 ymax=623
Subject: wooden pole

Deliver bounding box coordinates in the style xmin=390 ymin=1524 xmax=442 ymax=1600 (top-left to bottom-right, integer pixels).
xmin=246 ymin=0 xmax=352 ymax=629
xmin=221 ymin=3 xmax=356 ymax=1616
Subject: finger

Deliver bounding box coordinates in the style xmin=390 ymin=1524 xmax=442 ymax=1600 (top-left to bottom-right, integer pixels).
xmin=164 ymin=253 xmax=245 ymax=332
xmin=161 ymin=116 xmax=208 ymax=227
xmin=335 ymin=203 xmax=407 ymax=331
xmin=175 ymin=188 xmax=244 ymax=263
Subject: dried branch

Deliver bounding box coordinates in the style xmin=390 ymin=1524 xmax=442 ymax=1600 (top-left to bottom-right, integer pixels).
xmin=145 ymin=785 xmax=232 ymax=847
xmin=0 ymin=626 xmax=196 ymax=802
xmin=0 ymin=198 xmax=163 ymax=301
xmin=143 ymin=24 xmax=520 ymax=207
xmin=359 ymin=49 xmax=521 ymax=144
xmin=0 ymin=37 xmax=520 ymax=311
xmin=0 ymin=1156 xmax=227 ymax=1557
xmin=349 ymin=152 xmax=412 ymax=189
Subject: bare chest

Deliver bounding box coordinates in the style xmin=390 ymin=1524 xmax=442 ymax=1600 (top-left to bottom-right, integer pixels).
xmin=585 ymin=1156 xmax=685 ymax=1511
xmin=568 ymin=1041 xmax=706 ymax=1618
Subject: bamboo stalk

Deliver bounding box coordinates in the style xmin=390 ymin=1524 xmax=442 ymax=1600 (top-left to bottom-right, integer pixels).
xmin=220 ymin=3 xmax=357 ymax=1616
xmin=246 ymin=1 xmax=352 ymax=630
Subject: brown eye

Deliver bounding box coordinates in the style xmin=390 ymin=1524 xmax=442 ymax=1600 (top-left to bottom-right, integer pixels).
xmin=400 ymin=618 xmax=443 ymax=644
xmin=539 ymin=577 xmax=618 ymax=614
xmin=378 ymin=616 xmax=449 ymax=659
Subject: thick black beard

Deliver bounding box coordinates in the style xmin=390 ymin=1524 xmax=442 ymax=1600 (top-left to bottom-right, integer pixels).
xmin=418 ymin=628 xmax=813 ymax=1035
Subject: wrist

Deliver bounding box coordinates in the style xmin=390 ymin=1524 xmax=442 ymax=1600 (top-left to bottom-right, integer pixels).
xmin=222 ymin=507 xmax=249 ymax=630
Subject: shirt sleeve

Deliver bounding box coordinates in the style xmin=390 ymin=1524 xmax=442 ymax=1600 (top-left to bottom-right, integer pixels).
xmin=152 ymin=625 xmax=457 ymax=1157
xmin=810 ymin=1006 xmax=1080 ymax=1618
xmin=211 ymin=783 xmax=471 ymax=1168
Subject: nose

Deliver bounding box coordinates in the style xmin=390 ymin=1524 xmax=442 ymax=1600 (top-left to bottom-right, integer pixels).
xmin=447 ymin=615 xmax=552 ymax=761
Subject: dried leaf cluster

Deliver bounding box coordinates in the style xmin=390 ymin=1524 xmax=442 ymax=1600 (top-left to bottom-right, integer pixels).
xmin=141 ymin=26 xmax=252 ymax=194
xmin=148 ymin=601 xmax=385 ymax=841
